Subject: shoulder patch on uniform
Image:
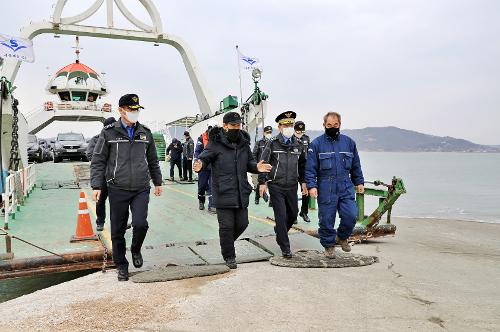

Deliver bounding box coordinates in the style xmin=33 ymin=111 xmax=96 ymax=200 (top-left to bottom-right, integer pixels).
xmin=271 ymin=136 xmax=279 ymax=141
xmin=104 ymin=123 xmax=114 ymax=129
xmin=308 ymin=148 xmax=314 ymax=152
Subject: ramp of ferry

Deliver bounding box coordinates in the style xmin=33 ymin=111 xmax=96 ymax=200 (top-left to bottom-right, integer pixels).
xmin=0 ymin=162 xmax=323 ymax=280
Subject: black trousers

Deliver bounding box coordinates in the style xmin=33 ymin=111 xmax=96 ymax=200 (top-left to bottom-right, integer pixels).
xmin=170 ymin=159 xmax=182 ymax=179
xmin=268 ymin=184 xmax=298 ymax=252
xmin=108 ymin=186 xmax=150 ymax=269
xmin=301 ymin=194 xmax=310 ymax=214
xmin=183 ymin=158 xmax=193 ymax=181
xmin=95 ymin=181 xmax=108 ymax=225
xmin=216 ymin=208 xmax=249 ymax=260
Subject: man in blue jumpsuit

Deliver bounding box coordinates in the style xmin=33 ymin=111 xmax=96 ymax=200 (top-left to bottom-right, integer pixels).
xmin=305 ymin=111 xmax=364 ymax=258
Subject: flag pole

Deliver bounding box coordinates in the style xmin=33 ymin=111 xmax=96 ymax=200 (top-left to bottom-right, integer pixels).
xmin=236 ymin=45 xmax=243 ymax=105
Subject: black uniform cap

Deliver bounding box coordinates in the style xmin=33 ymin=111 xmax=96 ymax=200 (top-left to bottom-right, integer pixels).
xmin=222 ymin=112 xmax=242 ymax=124
xmin=275 ymin=111 xmax=296 ymax=124
xmin=119 ymin=94 xmax=144 ymax=109
xmin=294 ymin=121 xmax=305 ymax=131
xmin=264 ymin=125 xmax=273 ymax=133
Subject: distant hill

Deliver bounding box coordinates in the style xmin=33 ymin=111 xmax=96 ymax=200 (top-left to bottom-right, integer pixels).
xmin=256 ymin=126 xmax=499 ymax=152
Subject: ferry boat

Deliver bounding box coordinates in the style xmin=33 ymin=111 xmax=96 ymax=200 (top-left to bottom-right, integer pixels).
xmin=0 ymin=0 xmax=404 ymax=302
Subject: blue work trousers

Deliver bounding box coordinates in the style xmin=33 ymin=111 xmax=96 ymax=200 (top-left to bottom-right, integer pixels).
xmin=318 ymin=188 xmax=358 ymax=248
xmin=197 ymin=169 xmax=213 ymax=208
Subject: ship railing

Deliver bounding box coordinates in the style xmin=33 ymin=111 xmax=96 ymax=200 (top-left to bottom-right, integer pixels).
xmin=2 ymin=173 xmax=18 ymax=229
xmin=1 ymin=166 xmax=36 ymax=229
xmin=22 ymin=165 xmax=36 ymax=196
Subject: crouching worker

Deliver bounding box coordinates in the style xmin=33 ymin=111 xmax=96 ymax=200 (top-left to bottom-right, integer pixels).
xmin=193 ymin=112 xmax=272 ymax=269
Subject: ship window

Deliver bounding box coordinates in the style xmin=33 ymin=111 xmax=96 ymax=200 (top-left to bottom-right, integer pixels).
xmin=57 ymin=133 xmax=84 ymax=141
xmin=71 ymin=91 xmax=87 ymax=101
xmin=59 ymin=91 xmax=71 ymax=101
xmin=87 ymin=93 xmax=98 ymax=102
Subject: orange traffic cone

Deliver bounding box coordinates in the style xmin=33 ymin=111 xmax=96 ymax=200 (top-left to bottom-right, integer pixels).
xmin=70 ymin=191 xmax=98 ymax=242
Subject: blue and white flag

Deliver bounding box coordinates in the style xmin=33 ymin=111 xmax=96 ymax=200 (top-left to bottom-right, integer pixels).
xmin=0 ymin=34 xmax=35 ymax=63
xmin=238 ymin=50 xmax=260 ymax=70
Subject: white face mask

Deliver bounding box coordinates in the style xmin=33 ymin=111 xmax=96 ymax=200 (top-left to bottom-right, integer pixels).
xmin=282 ymin=127 xmax=294 ymax=139
xmin=264 ymin=133 xmax=272 ymax=139
xmin=125 ymin=110 xmax=140 ymax=123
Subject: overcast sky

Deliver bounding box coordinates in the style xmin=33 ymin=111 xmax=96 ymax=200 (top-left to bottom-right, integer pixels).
xmin=1 ymin=0 xmax=499 ymax=144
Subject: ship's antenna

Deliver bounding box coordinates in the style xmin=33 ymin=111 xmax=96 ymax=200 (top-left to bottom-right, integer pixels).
xmin=72 ymin=36 xmax=83 ymax=63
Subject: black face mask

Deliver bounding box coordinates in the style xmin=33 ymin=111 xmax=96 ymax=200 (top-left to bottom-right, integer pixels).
xmin=325 ymin=127 xmax=340 ymax=139
xmin=226 ymin=129 xmax=240 ymax=142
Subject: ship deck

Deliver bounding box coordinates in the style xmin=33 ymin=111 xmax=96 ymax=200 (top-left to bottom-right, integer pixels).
xmin=1 ymin=161 xmax=323 ymax=279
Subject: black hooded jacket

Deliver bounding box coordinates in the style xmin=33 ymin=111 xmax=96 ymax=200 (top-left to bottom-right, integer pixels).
xmin=197 ymin=127 xmax=259 ymax=209
xmin=166 ymin=138 xmax=183 ymax=162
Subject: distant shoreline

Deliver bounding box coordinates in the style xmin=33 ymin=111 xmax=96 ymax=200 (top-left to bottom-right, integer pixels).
xmin=358 ymin=150 xmax=500 ymax=153
xmin=394 ymin=215 xmax=500 ymax=225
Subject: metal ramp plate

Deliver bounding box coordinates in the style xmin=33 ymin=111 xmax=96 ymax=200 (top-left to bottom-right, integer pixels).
xmin=131 ymin=265 xmax=230 ymax=283
xmin=189 ymin=239 xmax=272 ymax=265
xmin=130 ymin=245 xmax=207 ymax=273
xmin=250 ymin=232 xmax=324 ymax=256
xmin=270 ymin=250 xmax=377 ymax=268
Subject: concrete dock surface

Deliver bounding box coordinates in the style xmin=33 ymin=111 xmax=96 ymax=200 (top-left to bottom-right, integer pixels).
xmin=0 ymin=217 xmax=499 ymax=332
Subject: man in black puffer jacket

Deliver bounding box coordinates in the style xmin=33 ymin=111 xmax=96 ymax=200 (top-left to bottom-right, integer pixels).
xmin=193 ymin=112 xmax=272 ymax=269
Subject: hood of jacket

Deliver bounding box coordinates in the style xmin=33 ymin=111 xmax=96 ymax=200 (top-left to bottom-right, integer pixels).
xmin=209 ymin=126 xmax=250 ymax=148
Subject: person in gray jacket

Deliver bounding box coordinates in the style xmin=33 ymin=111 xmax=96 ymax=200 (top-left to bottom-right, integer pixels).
xmin=182 ymin=131 xmax=194 ymax=182
xmin=91 ymin=94 xmax=162 ymax=281
xmin=87 ymin=117 xmax=116 ymax=231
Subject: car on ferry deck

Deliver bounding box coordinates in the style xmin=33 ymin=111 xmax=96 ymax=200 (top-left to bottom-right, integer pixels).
xmin=27 ymin=134 xmax=44 ymax=163
xmin=52 ymin=132 xmax=88 ymax=163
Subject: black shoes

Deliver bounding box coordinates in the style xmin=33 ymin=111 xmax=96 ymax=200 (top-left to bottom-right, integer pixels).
xmin=254 ymin=196 xmax=260 ymax=205
xmin=263 ymin=192 xmax=269 ymax=203
xmin=225 ymin=257 xmax=237 ymax=269
xmin=96 ymin=223 xmax=104 ymax=232
xmin=199 ymin=202 xmax=205 ymax=210
xmin=299 ymin=211 xmax=311 ymax=223
xmin=117 ymin=267 xmax=129 ymax=281
xmin=132 ymin=251 xmax=143 ymax=268
xmin=282 ymin=250 xmax=293 ymax=259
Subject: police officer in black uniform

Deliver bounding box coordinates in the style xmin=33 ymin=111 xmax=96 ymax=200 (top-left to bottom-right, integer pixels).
xmin=252 ymin=125 xmax=272 ymax=204
xmin=294 ymin=121 xmax=312 ymax=223
xmin=91 ymin=94 xmax=163 ymax=281
xmin=259 ymin=111 xmax=307 ymax=258
xmin=87 ymin=117 xmax=116 ymax=231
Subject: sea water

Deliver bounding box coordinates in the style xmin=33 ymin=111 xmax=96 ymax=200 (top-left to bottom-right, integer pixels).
xmin=359 ymin=152 xmax=500 ymax=223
